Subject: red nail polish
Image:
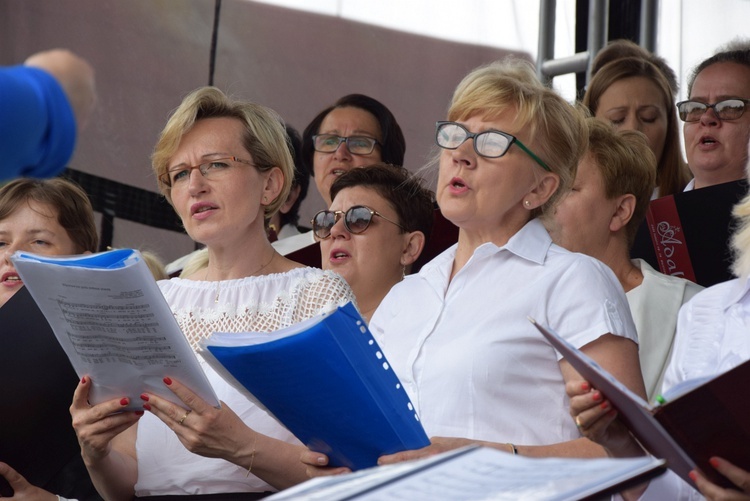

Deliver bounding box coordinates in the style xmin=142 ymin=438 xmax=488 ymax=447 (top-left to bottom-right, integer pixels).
xmin=689 ymin=471 xmax=698 ymax=482
xmin=120 ymin=397 xmax=129 ymax=406
xmin=709 ymin=457 xmax=720 ymax=468
xmin=140 ymin=393 xmax=149 ymax=401
xmin=163 ymin=377 xmax=173 ymax=386
xmin=143 ymin=403 xmax=151 ymax=411
xmin=592 ymin=391 xmax=602 ymax=402
xmin=81 ymin=376 xmax=87 ymax=384
xmin=600 ymin=401 xmax=609 ymax=410
xmin=135 ymin=410 xmax=145 ymax=416
xmin=581 ymin=382 xmax=590 ymax=391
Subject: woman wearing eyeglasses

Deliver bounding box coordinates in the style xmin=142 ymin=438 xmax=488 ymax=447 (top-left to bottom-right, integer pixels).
xmin=311 ymin=163 xmax=434 ymax=322
xmin=70 ymin=87 xmax=355 ymax=500
xmin=303 ymin=59 xmax=646 ymax=476
xmin=301 ymin=94 xmax=406 ymax=207
xmin=680 ymin=42 xmax=750 ymax=190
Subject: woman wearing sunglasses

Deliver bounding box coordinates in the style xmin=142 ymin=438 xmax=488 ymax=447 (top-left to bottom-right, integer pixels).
xmin=303 ymin=59 xmax=646 ymax=475
xmin=70 ymin=87 xmax=355 ymax=500
xmin=680 ymin=42 xmax=750 ymax=190
xmin=311 ymin=163 xmax=434 ymax=322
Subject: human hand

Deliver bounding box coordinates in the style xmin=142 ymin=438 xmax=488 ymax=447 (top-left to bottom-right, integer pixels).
xmin=300 ymin=450 xmax=351 ymax=478
xmin=691 ymin=457 xmax=750 ymax=500
xmin=24 ymin=48 xmax=96 ymax=131
xmin=377 ymin=437 xmax=477 ymax=466
xmin=0 ymin=462 xmax=60 ymax=501
xmin=70 ymin=376 xmax=143 ymax=465
xmin=566 ymin=380 xmax=642 ymax=457
xmin=140 ymin=377 xmax=253 ymax=461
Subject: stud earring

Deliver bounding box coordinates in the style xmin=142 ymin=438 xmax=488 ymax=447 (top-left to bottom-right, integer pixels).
xmin=524 ymin=200 xmax=531 ymax=208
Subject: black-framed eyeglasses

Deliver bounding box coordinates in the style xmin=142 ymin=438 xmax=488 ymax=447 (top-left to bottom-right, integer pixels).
xmin=312 ymin=134 xmax=381 ymax=155
xmin=311 ymin=205 xmax=405 ymax=239
xmin=676 ymin=98 xmax=750 ymax=122
xmin=159 ymin=156 xmax=255 ymax=188
xmin=435 ymin=121 xmax=551 ymax=172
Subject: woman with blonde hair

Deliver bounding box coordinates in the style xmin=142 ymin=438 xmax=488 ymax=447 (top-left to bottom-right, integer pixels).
xmin=304 ymin=58 xmax=647 ymax=474
xmin=71 ymin=87 xmax=354 ymax=499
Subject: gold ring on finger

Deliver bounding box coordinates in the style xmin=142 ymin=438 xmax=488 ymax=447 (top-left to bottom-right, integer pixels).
xmin=178 ymin=409 xmax=192 ymax=425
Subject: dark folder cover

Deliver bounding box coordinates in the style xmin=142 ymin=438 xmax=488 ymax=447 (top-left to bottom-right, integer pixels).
xmin=0 ymin=287 xmax=100 ymax=499
xmin=532 ymin=319 xmax=750 ymax=489
xmin=631 ymin=179 xmax=748 ymax=287
xmin=200 ymin=302 xmax=430 ymax=471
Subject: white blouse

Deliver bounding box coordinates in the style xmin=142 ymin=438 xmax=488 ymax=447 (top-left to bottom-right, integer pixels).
xmin=369 ymin=219 xmax=638 ymax=446
xmin=636 ymin=276 xmax=750 ymax=500
xmin=134 ymin=268 xmax=354 ymax=496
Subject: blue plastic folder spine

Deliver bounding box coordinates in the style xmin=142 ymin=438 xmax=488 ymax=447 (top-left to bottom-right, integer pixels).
xmin=330 ymin=304 xmax=429 ymax=448
xmin=205 ymin=302 xmax=429 ymax=470
xmin=15 ymin=248 xmax=139 ymax=268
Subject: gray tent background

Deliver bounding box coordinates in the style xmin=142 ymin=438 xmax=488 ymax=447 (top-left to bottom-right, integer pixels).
xmin=1 ymin=0 xmax=520 ymax=264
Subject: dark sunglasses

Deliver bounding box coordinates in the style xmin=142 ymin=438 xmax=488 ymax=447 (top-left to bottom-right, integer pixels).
xmin=311 ymin=205 xmax=405 ymax=239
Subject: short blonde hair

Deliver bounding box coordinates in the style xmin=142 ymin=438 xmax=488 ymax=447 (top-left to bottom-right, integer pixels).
xmin=585 ymin=118 xmax=656 ymax=247
xmin=152 ymin=86 xmax=293 ymax=218
xmin=448 ymin=58 xmax=587 ymax=217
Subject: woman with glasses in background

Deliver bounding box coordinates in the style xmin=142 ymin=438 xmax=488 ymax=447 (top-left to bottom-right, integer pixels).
xmin=679 ymin=41 xmax=750 ymax=190
xmin=304 ymin=59 xmax=647 ymax=475
xmin=302 ymin=93 xmax=406 ymax=207
xmin=70 ymin=87 xmax=354 ymax=500
xmin=311 ymin=163 xmax=434 ymax=322
xmin=274 ymin=93 xmax=408 ymax=259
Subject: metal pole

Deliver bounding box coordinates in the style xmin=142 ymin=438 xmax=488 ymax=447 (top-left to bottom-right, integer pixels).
xmin=537 ymin=0 xmax=557 ymax=84
xmin=586 ymin=0 xmax=609 ymax=83
xmin=640 ymin=0 xmax=658 ymax=52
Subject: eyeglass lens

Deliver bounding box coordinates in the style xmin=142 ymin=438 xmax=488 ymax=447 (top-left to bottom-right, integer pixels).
xmin=436 ymin=122 xmax=512 ymax=158
xmin=312 ymin=206 xmax=374 ymax=238
xmin=678 ymin=99 xmax=747 ymax=122
xmin=163 ymin=158 xmax=235 ymax=187
xmin=313 ymin=135 xmax=377 ymax=155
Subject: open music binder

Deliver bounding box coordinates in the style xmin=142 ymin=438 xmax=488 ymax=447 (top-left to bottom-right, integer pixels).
xmin=198 ymin=301 xmax=430 ymax=470
xmin=10 ymin=248 xmax=219 ymax=411
xmin=0 ymin=287 xmax=101 ymax=499
xmin=266 ymin=445 xmax=666 ymax=501
xmin=530 ymin=318 xmax=750 ymax=489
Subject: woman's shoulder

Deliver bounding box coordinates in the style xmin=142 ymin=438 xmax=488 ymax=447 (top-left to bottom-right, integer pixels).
xmin=681 ymin=277 xmax=741 ymax=315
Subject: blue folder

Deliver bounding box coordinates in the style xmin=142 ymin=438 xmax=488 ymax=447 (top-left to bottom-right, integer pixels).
xmin=202 ymin=302 xmax=430 ymax=470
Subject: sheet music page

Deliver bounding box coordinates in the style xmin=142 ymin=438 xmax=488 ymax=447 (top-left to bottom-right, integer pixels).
xmin=268 ymin=447 xmax=665 ymax=501
xmin=12 ymin=249 xmax=219 ymax=411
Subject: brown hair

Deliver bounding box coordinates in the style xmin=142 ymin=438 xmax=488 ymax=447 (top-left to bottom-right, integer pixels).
xmin=585 ymin=118 xmax=656 ymax=247
xmin=329 ymin=163 xmax=434 ymax=244
xmin=0 ymin=177 xmax=98 ymax=253
xmin=583 ymin=57 xmax=689 ymax=197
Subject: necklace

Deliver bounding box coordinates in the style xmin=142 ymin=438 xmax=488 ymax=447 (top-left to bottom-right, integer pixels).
xmin=205 ymin=251 xmax=277 ymax=303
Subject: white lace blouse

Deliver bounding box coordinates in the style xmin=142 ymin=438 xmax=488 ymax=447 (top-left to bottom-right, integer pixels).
xmin=134 ymin=268 xmax=354 ymax=496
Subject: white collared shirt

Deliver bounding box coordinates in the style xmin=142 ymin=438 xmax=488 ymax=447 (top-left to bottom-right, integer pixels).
xmin=369 ymin=219 xmax=637 ymax=445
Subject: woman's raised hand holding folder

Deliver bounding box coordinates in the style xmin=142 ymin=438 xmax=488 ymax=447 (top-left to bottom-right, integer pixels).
xmin=566 ymin=379 xmax=750 ymax=501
